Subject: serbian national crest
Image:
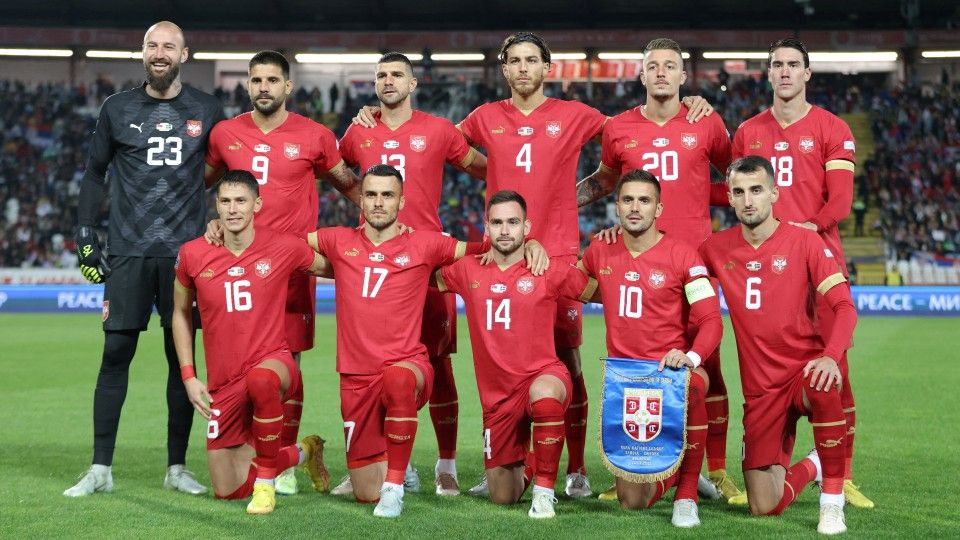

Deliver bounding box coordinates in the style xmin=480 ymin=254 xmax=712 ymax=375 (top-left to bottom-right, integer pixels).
xmin=255 ymin=259 xmax=272 ymax=278
xmin=680 ymin=133 xmax=697 ymax=150
xmin=799 ymin=136 xmax=815 ymax=153
xmin=410 ymin=135 xmax=426 ymax=152
xmin=394 ymin=253 xmax=411 ymax=267
xmin=284 ymin=143 xmax=300 ymax=159
xmin=772 ymin=255 xmax=788 ymax=274
xmin=566 ymin=308 xmax=579 ymax=321
xmin=186 ymin=120 xmax=202 ymax=137
xmin=516 ymin=276 xmax=535 ymax=294
xmin=649 ymin=270 xmax=666 ymax=288
xmin=546 ymin=121 xmax=561 ymax=138
xmin=623 ymin=388 xmax=663 ymax=442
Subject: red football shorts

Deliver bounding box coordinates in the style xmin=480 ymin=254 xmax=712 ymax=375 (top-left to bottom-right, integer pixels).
xmin=553 ymin=255 xmax=583 ymax=349
xmin=482 ymin=362 xmax=572 ymax=469
xmin=284 ymin=272 xmax=316 ymax=353
xmin=741 ymin=370 xmax=810 ymax=470
xmin=421 ymin=288 xmax=457 ymax=359
xmin=338 ymin=355 xmax=434 ymax=464
xmin=206 ymin=349 xmax=301 ymax=451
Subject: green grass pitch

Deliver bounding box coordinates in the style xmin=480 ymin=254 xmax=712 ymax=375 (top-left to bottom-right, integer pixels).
xmin=1 ymin=314 xmax=957 ymax=538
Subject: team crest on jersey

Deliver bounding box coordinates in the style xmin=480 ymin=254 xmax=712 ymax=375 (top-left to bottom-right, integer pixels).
xmin=799 ymin=136 xmax=815 ymax=153
xmin=393 ymin=253 xmax=411 ymax=266
xmin=384 ymin=140 xmax=400 ymax=149
xmin=624 ymin=271 xmax=640 ymax=282
xmin=648 ymin=270 xmax=666 ymax=288
xmin=410 ymin=135 xmax=427 ymax=152
xmin=199 ymin=268 xmax=215 ymax=279
xmin=369 ymin=252 xmax=385 ymax=262
xmin=102 ymin=300 xmax=110 ymax=322
xmin=228 ymin=141 xmax=242 ymax=151
xmin=186 ymin=120 xmax=202 ymax=137
xmin=546 ymin=121 xmax=561 ymax=138
xmin=255 ymin=259 xmax=272 ymax=278
xmin=516 ymin=276 xmax=535 ymax=294
xmin=284 ymin=143 xmax=300 ymax=159
xmin=491 ymin=283 xmax=508 ymax=294
xmin=599 ymin=266 xmax=613 ymax=276
xmin=624 ymin=388 xmax=663 ymax=442
xmin=254 ymin=144 xmax=271 ymax=153
xmin=567 ymin=308 xmax=579 ymax=321
xmin=156 ymin=122 xmax=173 ymax=132
xmin=228 ymin=266 xmax=245 ymax=277
xmin=653 ymin=137 xmax=669 ymax=148
xmin=625 ymin=139 xmax=638 ymax=149
xmin=681 ymin=133 xmax=697 ymax=150
xmin=772 ymin=256 xmax=788 ymax=274
xmin=746 ymin=261 xmax=761 ymax=272
xmin=518 ymin=126 xmax=534 ymax=136
xmin=774 ymin=141 xmax=789 ymax=151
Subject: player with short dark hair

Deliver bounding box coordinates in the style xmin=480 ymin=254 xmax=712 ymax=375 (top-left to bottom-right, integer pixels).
xmin=204 ymin=50 xmax=361 ymax=495
xmin=172 ymin=170 xmax=331 ymax=514
xmin=731 ymin=37 xmax=870 ymax=509
xmin=577 ymin=37 xmax=741 ymax=503
xmin=699 ymin=156 xmax=856 ymax=535
xmin=306 ymin=165 xmax=482 ymax=518
xmin=435 ymin=190 xmax=595 ymax=519
xmin=66 ymin=20 xmax=225 ymax=498
xmin=579 ymin=170 xmax=722 ymax=527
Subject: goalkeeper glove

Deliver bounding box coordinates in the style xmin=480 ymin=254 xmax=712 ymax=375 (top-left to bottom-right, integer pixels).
xmin=75 ymin=226 xmax=111 ymax=284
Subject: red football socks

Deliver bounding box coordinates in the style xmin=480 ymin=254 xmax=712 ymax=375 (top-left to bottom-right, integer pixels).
xmin=429 ymin=356 xmax=458 ymax=460
xmin=675 ymin=372 xmax=708 ymax=502
xmin=281 ymin=375 xmax=303 ymax=448
xmin=530 ymin=397 xmax=566 ymax=489
xmin=704 ymin=352 xmax=729 ymax=473
xmin=247 ymin=367 xmax=284 ymax=480
xmin=767 ymin=458 xmax=818 ymax=515
xmin=565 ymin=373 xmax=588 ymax=475
xmin=807 ymin=386 xmax=847 ymax=494
xmin=382 ymin=366 xmax=419 ymax=485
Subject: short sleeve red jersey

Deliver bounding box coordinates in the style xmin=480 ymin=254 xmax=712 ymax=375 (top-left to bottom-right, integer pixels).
xmin=581 ymin=234 xmax=711 ymax=359
xmin=206 ymin=112 xmax=343 ymax=234
xmin=600 ymin=105 xmax=731 ymax=249
xmin=439 ymin=258 xmax=590 ymax=410
xmin=339 ymin=110 xmax=471 ymax=232
xmin=731 ymin=106 xmax=855 ymax=268
xmin=699 ymin=223 xmax=847 ymax=399
xmin=459 ymin=98 xmax=606 ymax=256
xmin=313 ymin=227 xmax=463 ymax=374
xmin=175 ymin=228 xmax=316 ymax=391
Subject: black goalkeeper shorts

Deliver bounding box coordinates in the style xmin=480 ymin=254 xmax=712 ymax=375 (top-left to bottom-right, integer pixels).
xmin=102 ymin=255 xmax=195 ymax=331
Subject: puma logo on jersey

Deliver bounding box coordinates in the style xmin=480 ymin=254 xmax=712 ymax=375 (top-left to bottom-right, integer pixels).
xmin=130 ymin=123 xmax=144 ymax=133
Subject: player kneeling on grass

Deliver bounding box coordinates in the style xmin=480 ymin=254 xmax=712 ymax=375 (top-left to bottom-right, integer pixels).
xmin=699 ymin=156 xmax=856 ymax=535
xmin=434 ymin=190 xmax=595 ymax=519
xmin=577 ymin=170 xmax=722 ymax=527
xmin=172 ymin=170 xmax=332 ymax=514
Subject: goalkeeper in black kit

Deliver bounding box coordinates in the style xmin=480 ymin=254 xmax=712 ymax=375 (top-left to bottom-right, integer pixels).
xmin=65 ymin=20 xmax=225 ymax=497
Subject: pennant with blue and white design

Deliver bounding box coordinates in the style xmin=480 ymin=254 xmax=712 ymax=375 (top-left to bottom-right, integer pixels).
xmin=599 ymin=357 xmax=689 ymax=483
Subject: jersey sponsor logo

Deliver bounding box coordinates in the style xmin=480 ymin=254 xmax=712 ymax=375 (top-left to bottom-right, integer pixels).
xmin=129 ymin=122 xmax=144 ymax=133
xmin=680 ymin=133 xmax=697 ymax=150
xmin=186 ymin=120 xmax=202 ymax=137
xmin=772 ymin=256 xmax=788 ymax=274
xmin=516 ymin=276 xmax=535 ymax=294
xmin=254 ymin=143 xmax=271 ymax=153
xmin=567 ymin=308 xmax=579 ymax=321
xmin=625 ymin=139 xmax=638 ymax=149
xmin=199 ymin=268 xmax=215 ymax=279
xmin=409 ymin=135 xmax=426 ymax=152
xmin=369 ymin=252 xmax=385 ymax=262
xmin=102 ymin=300 xmax=110 ymax=322
xmin=824 ymin=248 xmax=834 ymax=258
xmin=228 ymin=266 xmax=245 ymax=277
xmin=546 ymin=121 xmax=561 ymax=138
xmin=774 ymin=141 xmax=789 ymax=151
xmin=383 ymin=140 xmax=400 ymax=149
xmin=491 ymin=126 xmax=505 ymax=135
xmin=649 ymin=270 xmax=666 ymax=288
xmin=284 ymin=143 xmax=300 ymax=159
xmin=689 ymin=265 xmax=708 ymax=278
xmin=844 ymin=140 xmax=856 ymax=151
xmin=746 ymin=260 xmax=761 ymax=272
xmin=624 ymin=271 xmax=640 ymax=282
xmin=624 ymin=388 xmax=662 ymax=442
xmin=490 ymin=283 xmax=507 ymax=293
xmin=393 ymin=253 xmax=411 ymax=266
xmin=228 ymin=141 xmax=242 ymax=151
xmin=156 ymin=122 xmax=173 ymax=132
xmin=255 ymin=259 xmax=272 ymax=278
xmin=652 ymin=137 xmax=669 ymax=148
xmin=799 ymin=136 xmax=815 ymax=153
xmin=599 ymin=265 xmax=613 ymax=276
xmin=517 ymin=126 xmax=534 ymax=136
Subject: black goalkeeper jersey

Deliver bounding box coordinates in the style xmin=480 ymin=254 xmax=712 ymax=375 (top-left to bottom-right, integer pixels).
xmin=84 ymin=84 xmax=225 ymax=257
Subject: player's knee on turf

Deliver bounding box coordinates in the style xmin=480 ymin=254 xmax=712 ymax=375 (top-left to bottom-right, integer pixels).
xmin=487 ymin=466 xmax=525 ymax=505
xmin=743 ymin=468 xmax=783 ymax=516
xmin=617 ymin=479 xmax=658 ymax=510
xmin=349 ymin=461 xmax=387 ymax=503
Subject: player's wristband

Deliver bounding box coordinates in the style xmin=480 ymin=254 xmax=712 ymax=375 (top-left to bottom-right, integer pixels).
xmin=180 ymin=364 xmax=197 ymax=381
xmin=685 ymin=351 xmax=702 ymax=369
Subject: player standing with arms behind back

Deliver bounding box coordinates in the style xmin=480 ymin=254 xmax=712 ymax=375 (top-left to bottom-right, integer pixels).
xmin=731 ymin=38 xmax=870 ymax=509
xmin=65 ymin=21 xmax=225 ymax=497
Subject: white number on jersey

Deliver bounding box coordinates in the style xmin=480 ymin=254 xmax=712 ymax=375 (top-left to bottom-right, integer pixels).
xmin=618 ymin=285 xmax=643 ymax=318
xmin=381 ymin=154 xmax=406 ymax=178
xmin=251 ymin=156 xmax=269 ymax=185
xmin=485 ymin=298 xmax=512 ymax=330
xmin=483 ymin=428 xmax=492 ymax=459
xmin=361 ymin=267 xmax=389 ymax=298
xmin=343 ymin=420 xmax=357 ymax=453
xmin=745 ymin=277 xmax=762 ymax=310
xmin=641 ymin=150 xmax=679 ymax=181
xmin=223 ymin=280 xmax=252 ymax=312
xmin=515 ymin=143 xmax=532 ymax=173
xmin=770 ymin=156 xmax=794 ymax=187
xmin=207 ymin=408 xmax=222 ymax=439
xmin=146 ymin=136 xmax=183 ymax=166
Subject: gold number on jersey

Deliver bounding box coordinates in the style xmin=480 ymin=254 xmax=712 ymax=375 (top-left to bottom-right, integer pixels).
xmin=770 ymin=156 xmax=794 ymax=187
xmin=515 ymin=143 xmax=532 ymax=173
xmin=641 ymin=151 xmax=679 ymax=181
xmin=251 ymin=156 xmax=269 ymax=185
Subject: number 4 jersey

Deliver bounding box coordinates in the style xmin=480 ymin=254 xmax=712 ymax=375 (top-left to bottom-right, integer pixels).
xmin=175 ymin=228 xmax=316 ymax=391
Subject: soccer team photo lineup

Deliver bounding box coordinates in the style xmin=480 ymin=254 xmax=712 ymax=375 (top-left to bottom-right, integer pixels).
xmin=3 ymin=12 xmax=959 ymax=538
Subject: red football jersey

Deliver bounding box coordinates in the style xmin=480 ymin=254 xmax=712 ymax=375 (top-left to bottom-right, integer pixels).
xmin=206 ymin=111 xmax=343 ymax=234
xmin=313 ymin=227 xmax=464 ymax=374
xmin=459 ymin=98 xmax=607 ymax=257
xmin=699 ymin=223 xmax=846 ymax=399
xmin=439 ymin=257 xmax=591 ymax=410
xmin=175 ymin=228 xmax=316 ymax=391
xmin=601 ymin=105 xmax=732 ymax=248
xmin=340 ymin=110 xmax=472 ymax=232
xmin=581 ymin=233 xmax=712 ymax=360
xmin=731 ymin=106 xmax=855 ymax=271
